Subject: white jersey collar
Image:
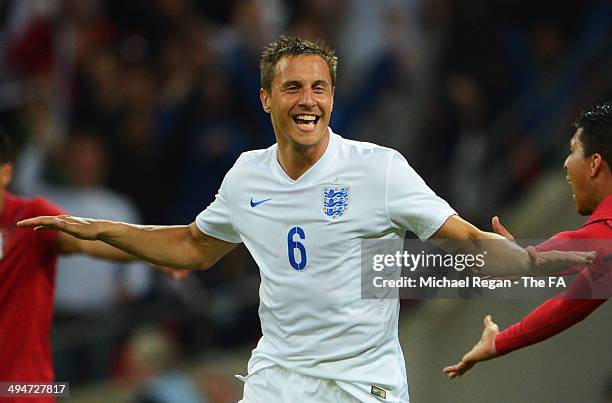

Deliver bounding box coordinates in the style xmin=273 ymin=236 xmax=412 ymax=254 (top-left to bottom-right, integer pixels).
xmin=271 ymin=127 xmax=339 ymax=185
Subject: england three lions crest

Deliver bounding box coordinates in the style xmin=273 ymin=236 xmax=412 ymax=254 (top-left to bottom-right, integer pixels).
xmin=322 ymin=185 xmax=350 ymax=219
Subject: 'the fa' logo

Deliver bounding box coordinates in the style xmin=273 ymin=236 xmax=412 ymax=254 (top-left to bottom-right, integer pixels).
xmin=322 ymin=185 xmax=349 ymax=219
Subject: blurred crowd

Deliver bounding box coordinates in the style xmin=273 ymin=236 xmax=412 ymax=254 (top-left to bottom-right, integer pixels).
xmin=0 ymin=0 xmax=611 ymax=398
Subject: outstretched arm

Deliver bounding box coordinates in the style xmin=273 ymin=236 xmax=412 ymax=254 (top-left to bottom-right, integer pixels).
xmin=57 ymin=231 xmax=192 ymax=279
xmin=58 ymin=231 xmax=142 ymax=261
xmin=18 ymin=216 xmax=237 ymax=270
xmin=431 ymin=215 xmax=595 ymax=276
xmin=495 ymin=299 xmax=607 ymax=355
xmin=443 ymin=296 xmax=607 ymax=378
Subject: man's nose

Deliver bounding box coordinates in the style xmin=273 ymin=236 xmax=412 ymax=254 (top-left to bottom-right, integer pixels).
xmin=299 ymin=89 xmax=315 ymax=107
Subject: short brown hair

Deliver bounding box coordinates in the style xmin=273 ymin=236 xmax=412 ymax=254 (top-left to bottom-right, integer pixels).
xmin=259 ymin=35 xmax=338 ymax=92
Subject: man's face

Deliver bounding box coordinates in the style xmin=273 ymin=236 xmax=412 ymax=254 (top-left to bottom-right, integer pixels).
xmin=260 ymin=55 xmax=334 ymax=149
xmin=564 ymin=129 xmax=596 ymax=215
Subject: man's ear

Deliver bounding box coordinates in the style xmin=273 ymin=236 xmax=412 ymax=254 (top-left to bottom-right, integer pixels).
xmin=260 ymin=88 xmax=271 ymax=113
xmin=330 ymin=86 xmax=335 ymax=112
xmin=590 ymin=153 xmax=603 ymax=177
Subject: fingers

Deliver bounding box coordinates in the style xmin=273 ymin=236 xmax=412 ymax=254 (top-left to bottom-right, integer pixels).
xmin=448 ymin=370 xmax=463 ymax=379
xmin=580 ymin=251 xmax=597 ymax=262
xmin=18 ymin=216 xmax=83 ymax=238
xmin=562 ymin=250 xmax=596 ymax=265
xmin=491 ymin=216 xmax=515 ymax=241
xmin=534 ymin=250 xmax=597 ymax=275
xmin=442 ymin=363 xmax=462 ymax=373
xmin=484 ymin=314 xmax=498 ymax=329
xmin=442 ymin=367 xmax=460 ymax=378
xmin=442 ymin=363 xmax=466 ymax=379
xmin=34 ymin=226 xmax=54 ymax=232
xmin=491 ymin=216 xmax=500 ymax=232
xmin=17 ymin=217 xmax=47 ymax=227
xmin=17 ymin=215 xmax=66 ymax=228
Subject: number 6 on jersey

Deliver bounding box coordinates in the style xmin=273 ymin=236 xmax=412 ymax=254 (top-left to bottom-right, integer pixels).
xmin=287 ymin=227 xmax=307 ymax=270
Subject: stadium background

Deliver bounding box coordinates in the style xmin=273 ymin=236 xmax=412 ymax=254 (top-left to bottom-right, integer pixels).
xmin=0 ymin=0 xmax=611 ymax=402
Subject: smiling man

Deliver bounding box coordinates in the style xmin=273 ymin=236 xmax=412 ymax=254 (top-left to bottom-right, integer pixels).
xmin=17 ymin=36 xmax=595 ymax=402
xmin=443 ymin=102 xmax=612 ymax=379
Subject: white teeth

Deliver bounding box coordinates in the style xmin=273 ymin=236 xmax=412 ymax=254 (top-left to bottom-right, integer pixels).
xmin=295 ymin=115 xmax=317 ymax=121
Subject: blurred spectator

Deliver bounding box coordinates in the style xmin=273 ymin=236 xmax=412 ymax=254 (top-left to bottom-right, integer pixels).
xmin=334 ymin=0 xmax=437 ymax=155
xmin=445 ymin=74 xmax=491 ymax=226
xmin=105 ymin=66 xmax=167 ymax=223
xmin=123 ymin=326 xmax=204 ymax=403
xmin=198 ymin=372 xmax=241 ymax=403
xmin=166 ymin=66 xmax=249 ymax=223
xmin=3 ymin=0 xmax=59 ymax=78
xmin=71 ymin=46 xmax=123 ymax=134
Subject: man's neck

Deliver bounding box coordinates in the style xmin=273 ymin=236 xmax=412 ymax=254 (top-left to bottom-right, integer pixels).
xmin=594 ymin=191 xmax=612 ymax=210
xmin=276 ymin=132 xmax=330 ymax=180
xmin=591 ymin=176 xmax=612 ymax=210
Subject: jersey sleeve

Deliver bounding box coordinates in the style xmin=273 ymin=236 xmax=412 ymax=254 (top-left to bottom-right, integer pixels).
xmin=385 ymin=151 xmax=456 ymax=240
xmin=31 ymin=196 xmax=66 ymax=253
xmin=195 ymin=168 xmax=242 ymax=244
xmin=495 ymin=270 xmax=608 ymax=355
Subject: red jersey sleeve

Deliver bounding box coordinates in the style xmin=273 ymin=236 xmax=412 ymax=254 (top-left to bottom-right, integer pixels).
xmin=495 ymin=270 xmax=608 ymax=355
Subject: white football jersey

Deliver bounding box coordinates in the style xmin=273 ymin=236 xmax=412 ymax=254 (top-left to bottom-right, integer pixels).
xmin=196 ymin=129 xmax=456 ymax=402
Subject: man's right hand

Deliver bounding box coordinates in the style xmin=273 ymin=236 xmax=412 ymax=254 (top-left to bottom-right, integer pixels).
xmin=492 ymin=216 xmax=596 ymax=275
xmin=17 ymin=215 xmax=105 ymax=241
xmin=528 ymin=247 xmax=595 ymax=275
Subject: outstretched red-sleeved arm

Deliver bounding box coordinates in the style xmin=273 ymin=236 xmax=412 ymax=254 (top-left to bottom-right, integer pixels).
xmin=495 ymin=298 xmax=606 ymax=354
xmin=495 ymin=224 xmax=611 ymax=355
xmin=495 ymin=202 xmax=612 ymax=354
xmin=495 ymin=270 xmax=608 ymax=354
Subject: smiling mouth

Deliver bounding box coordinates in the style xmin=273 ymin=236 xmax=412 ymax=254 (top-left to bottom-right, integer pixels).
xmin=293 ymin=114 xmax=320 ymax=131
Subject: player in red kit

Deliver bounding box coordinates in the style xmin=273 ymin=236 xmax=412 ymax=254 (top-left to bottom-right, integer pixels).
xmin=444 ymin=102 xmax=612 ymax=378
xmin=0 ymin=130 xmax=160 ymax=402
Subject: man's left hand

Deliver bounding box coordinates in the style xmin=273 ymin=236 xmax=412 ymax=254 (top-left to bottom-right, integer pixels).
xmin=442 ymin=315 xmax=500 ymax=379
